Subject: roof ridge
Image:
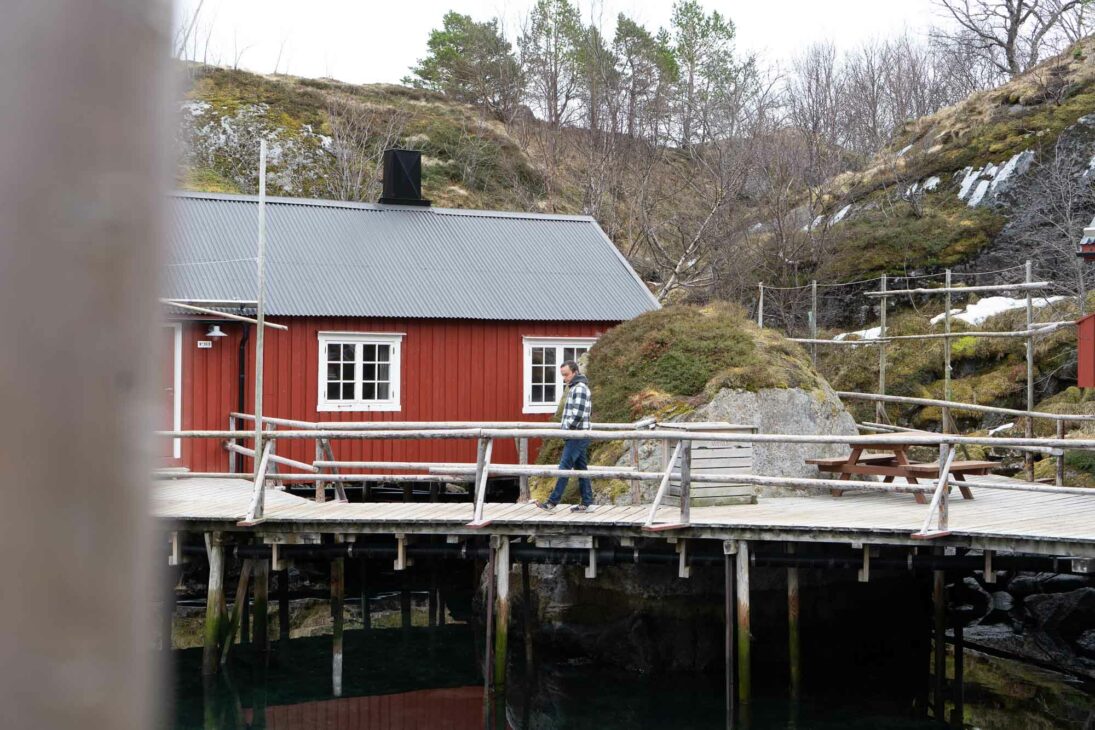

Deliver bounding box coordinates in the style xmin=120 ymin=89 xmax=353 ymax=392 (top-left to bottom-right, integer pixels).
xmin=170 ymin=191 xmax=594 ymax=223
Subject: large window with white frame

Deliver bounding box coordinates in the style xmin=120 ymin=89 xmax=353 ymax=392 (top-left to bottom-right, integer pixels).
xmin=317 ymin=332 xmax=403 ymax=412
xmin=522 ymin=336 xmax=597 ymax=414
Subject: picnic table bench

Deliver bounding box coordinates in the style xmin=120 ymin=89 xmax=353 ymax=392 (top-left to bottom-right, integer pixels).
xmin=805 ymin=442 xmax=996 ymax=504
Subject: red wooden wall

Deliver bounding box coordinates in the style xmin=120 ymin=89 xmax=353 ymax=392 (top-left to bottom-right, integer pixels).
xmin=173 ymin=317 xmax=612 ymax=472
xmin=260 ymin=686 xmax=492 ymax=730
xmin=1079 ymin=313 xmax=1095 ymax=389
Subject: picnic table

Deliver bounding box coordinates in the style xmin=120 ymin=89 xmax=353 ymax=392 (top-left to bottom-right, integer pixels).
xmin=805 ymin=441 xmax=995 ymax=504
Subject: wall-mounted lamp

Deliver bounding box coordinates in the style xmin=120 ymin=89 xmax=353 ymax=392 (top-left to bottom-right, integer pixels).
xmin=206 ymin=324 xmax=228 ymax=338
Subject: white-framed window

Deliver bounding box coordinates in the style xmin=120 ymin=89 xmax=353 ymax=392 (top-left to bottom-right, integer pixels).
xmin=317 ymin=332 xmax=403 ymax=412
xmin=522 ymin=336 xmax=597 ymax=414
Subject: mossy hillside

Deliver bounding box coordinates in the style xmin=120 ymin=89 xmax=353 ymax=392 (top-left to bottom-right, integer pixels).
xmin=818 ymin=294 xmax=1083 ymax=430
xmin=531 ymin=303 xmax=825 ymax=501
xmin=812 ymin=38 xmax=1095 ymax=280
xmin=819 ymin=194 xmax=1007 ymax=281
xmin=181 ymin=66 xmax=547 ymax=211
xmin=588 ymin=302 xmax=823 ymax=423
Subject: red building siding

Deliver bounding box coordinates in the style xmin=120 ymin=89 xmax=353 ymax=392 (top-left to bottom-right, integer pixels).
xmin=174 ymin=317 xmax=613 ymax=473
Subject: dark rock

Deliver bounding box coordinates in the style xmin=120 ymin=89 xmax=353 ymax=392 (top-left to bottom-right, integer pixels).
xmin=1077 ymin=629 xmax=1095 ymax=658
xmin=1007 ymin=572 xmax=1091 ymax=597
xmin=1042 ymin=574 xmax=1092 ymax=593
xmin=952 ymin=576 xmax=992 ymax=623
xmin=1025 ymin=588 xmax=1095 ymax=642
xmin=991 ymin=591 xmax=1015 ymax=612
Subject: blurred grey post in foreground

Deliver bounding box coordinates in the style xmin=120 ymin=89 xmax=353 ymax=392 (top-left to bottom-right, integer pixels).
xmin=0 ymin=1 xmax=170 ymax=728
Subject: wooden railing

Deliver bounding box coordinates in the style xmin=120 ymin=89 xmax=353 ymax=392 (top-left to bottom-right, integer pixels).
xmin=156 ymin=416 xmax=1095 ymax=539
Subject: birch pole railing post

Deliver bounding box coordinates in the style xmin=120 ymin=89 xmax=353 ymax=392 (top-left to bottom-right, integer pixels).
xmin=679 ymin=439 xmax=692 ymax=526
xmin=877 ymin=274 xmax=888 ymax=424
xmin=644 ymin=441 xmax=684 ymax=528
xmin=756 ymin=283 xmax=764 ymax=328
xmin=942 ymin=269 xmax=952 ymax=434
xmin=914 ymin=443 xmax=956 ymax=538
xmin=1025 ymin=260 xmax=1035 ymax=482
xmin=228 ymin=414 xmax=238 ymax=474
xmin=1056 ymin=420 xmax=1066 ymax=486
xmin=517 ymin=437 xmax=529 ymax=503
xmin=469 ymin=437 xmax=494 ymax=526
xmin=244 ymin=441 xmax=274 ymax=524
xmin=810 ymin=279 xmax=818 ymax=367
xmin=629 ymin=438 xmax=641 ymax=504
xmin=253 ymin=140 xmax=268 ymax=483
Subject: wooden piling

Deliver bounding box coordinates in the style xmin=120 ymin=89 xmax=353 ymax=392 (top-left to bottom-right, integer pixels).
xmin=219 ymin=559 xmax=254 ymax=666
xmin=253 ymin=559 xmax=269 ymax=654
xmin=787 ymin=544 xmax=800 ymax=703
xmin=277 ymin=568 xmax=290 ymax=645
xmin=723 ymin=542 xmax=735 ymax=721
xmin=331 ymin=554 xmax=345 ymax=697
xmin=522 ymin=560 xmax=534 ymax=679
xmin=358 ymin=557 xmax=370 ymax=630
xmin=241 ymin=582 xmax=250 ymax=645
xmin=202 ymin=533 xmax=227 ymax=676
xmin=951 ymin=619 xmax=964 ymax=728
xmin=493 ymin=536 xmax=511 ymax=693
xmin=736 ymin=541 xmax=751 ymax=704
xmin=932 ymin=564 xmax=946 ymax=721
xmin=484 ymin=541 xmax=497 ymax=691
xmin=163 ymin=565 xmax=176 ymax=652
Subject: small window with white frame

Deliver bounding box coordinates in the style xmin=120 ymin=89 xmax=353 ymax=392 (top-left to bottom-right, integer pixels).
xmin=317 ymin=332 xmax=403 ymax=412
xmin=522 ymin=336 xmax=597 ymax=414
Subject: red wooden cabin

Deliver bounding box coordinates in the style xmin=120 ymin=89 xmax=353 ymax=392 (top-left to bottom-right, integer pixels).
xmin=162 ymin=152 xmax=658 ymax=472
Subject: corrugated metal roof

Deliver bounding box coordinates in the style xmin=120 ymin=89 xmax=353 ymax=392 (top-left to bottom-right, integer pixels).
xmin=165 ymin=193 xmax=660 ymax=321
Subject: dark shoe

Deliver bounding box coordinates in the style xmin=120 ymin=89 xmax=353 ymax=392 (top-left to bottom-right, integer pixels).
xmin=570 ymin=504 xmax=593 ymax=512
xmin=536 ymin=501 xmax=556 ymax=511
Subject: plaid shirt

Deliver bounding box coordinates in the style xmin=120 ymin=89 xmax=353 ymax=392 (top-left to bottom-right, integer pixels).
xmin=561 ymin=376 xmax=592 ymax=430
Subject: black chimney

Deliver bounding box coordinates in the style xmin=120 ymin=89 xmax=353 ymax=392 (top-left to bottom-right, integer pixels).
xmin=378 ymin=149 xmax=430 ymax=207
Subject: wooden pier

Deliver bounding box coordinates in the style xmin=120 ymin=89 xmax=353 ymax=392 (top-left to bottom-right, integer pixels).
xmin=156 ymin=418 xmax=1095 ymax=722
xmin=154 ymin=476 xmax=1095 ymax=556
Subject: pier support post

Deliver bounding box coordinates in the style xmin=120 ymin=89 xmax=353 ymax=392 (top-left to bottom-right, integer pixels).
xmin=331 ymin=551 xmax=345 ymax=697
xmin=736 ymin=540 xmax=751 ymax=704
xmin=253 ymin=559 xmax=269 ymax=654
xmin=723 ymin=541 xmax=736 ymax=719
xmin=932 ymin=563 xmax=946 ymax=721
xmin=163 ymin=565 xmax=176 ymax=652
xmin=951 ymin=618 xmax=964 ymax=728
xmin=484 ymin=540 xmax=497 ymax=691
xmin=522 ymin=560 xmax=534 ymax=679
xmin=493 ymin=535 xmax=511 ymax=693
xmin=277 ymin=568 xmax=290 ymax=645
xmin=359 ymin=557 xmax=371 ymax=630
xmin=787 ymin=543 xmax=800 ymax=703
xmin=220 ymin=559 xmax=254 ymax=666
xmin=202 ymin=533 xmax=227 ymax=676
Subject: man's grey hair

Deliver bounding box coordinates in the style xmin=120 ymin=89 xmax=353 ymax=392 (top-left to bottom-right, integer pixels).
xmin=561 ymin=360 xmax=579 ymax=374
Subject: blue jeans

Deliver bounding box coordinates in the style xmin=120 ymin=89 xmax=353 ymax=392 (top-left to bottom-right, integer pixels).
xmin=548 ymin=438 xmax=592 ymax=506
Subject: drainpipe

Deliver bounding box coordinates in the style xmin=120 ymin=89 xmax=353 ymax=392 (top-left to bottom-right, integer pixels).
xmin=235 ymin=322 xmax=251 ymax=474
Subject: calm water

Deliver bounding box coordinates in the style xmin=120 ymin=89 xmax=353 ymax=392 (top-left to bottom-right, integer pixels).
xmin=167 ymin=621 xmax=1095 ymax=729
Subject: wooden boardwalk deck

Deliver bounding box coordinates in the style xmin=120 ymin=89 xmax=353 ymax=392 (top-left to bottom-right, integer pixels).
xmin=152 ymin=477 xmax=1095 ymax=556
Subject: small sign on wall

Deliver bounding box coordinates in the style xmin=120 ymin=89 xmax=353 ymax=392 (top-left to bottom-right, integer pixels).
xmin=197 ymin=340 xmax=213 ymax=349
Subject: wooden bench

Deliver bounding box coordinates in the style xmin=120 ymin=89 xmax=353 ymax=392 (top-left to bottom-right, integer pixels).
xmin=806 ymin=454 xmax=898 ymax=472
xmin=903 ymin=460 xmax=996 ymax=500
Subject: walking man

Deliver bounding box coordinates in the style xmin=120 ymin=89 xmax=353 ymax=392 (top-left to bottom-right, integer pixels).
xmin=538 ymin=360 xmax=593 ymax=512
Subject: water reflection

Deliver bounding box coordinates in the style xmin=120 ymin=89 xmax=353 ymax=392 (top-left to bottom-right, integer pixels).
xmin=172 ymin=622 xmax=1095 ymax=730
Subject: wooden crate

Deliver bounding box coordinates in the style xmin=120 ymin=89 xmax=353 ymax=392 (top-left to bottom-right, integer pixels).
xmin=662 ymin=426 xmax=757 ymax=506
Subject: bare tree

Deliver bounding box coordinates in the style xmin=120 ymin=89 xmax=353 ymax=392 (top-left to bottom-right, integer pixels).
xmin=323 ymin=99 xmax=409 ymax=202
xmin=785 ymin=42 xmax=845 ymax=185
xmin=932 ymin=0 xmax=1082 ymax=78
xmin=1013 ymin=139 xmax=1095 ymax=312
xmin=172 ymin=0 xmax=205 ymax=60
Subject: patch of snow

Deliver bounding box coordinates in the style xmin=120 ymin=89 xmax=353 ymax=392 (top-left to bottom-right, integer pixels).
xmin=830 ymin=204 xmax=852 ymax=225
xmin=834 ymin=325 xmax=882 ymax=342
xmin=922 ymin=176 xmax=941 ymax=191
xmin=988 ymin=150 xmax=1033 ymax=194
xmin=182 ymin=101 xmax=210 ymax=117
xmin=750 ymin=222 xmax=765 ymax=233
xmin=896 ymin=144 xmax=914 ymax=157
xmin=967 ymin=179 xmax=991 ymax=207
xmin=905 ymin=182 xmax=919 ymax=196
xmin=988 ymin=422 xmax=1015 ymax=436
xmin=957 ymin=167 xmax=981 ymax=199
xmin=929 ymin=295 xmax=1068 ymax=326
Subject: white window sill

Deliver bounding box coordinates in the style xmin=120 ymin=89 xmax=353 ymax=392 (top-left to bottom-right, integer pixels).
xmin=522 ymin=403 xmax=560 ymax=415
xmin=317 ymin=401 xmax=401 ymax=413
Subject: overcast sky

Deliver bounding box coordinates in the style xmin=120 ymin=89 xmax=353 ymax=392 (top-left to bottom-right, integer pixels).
xmin=173 ymin=0 xmax=941 ymax=85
